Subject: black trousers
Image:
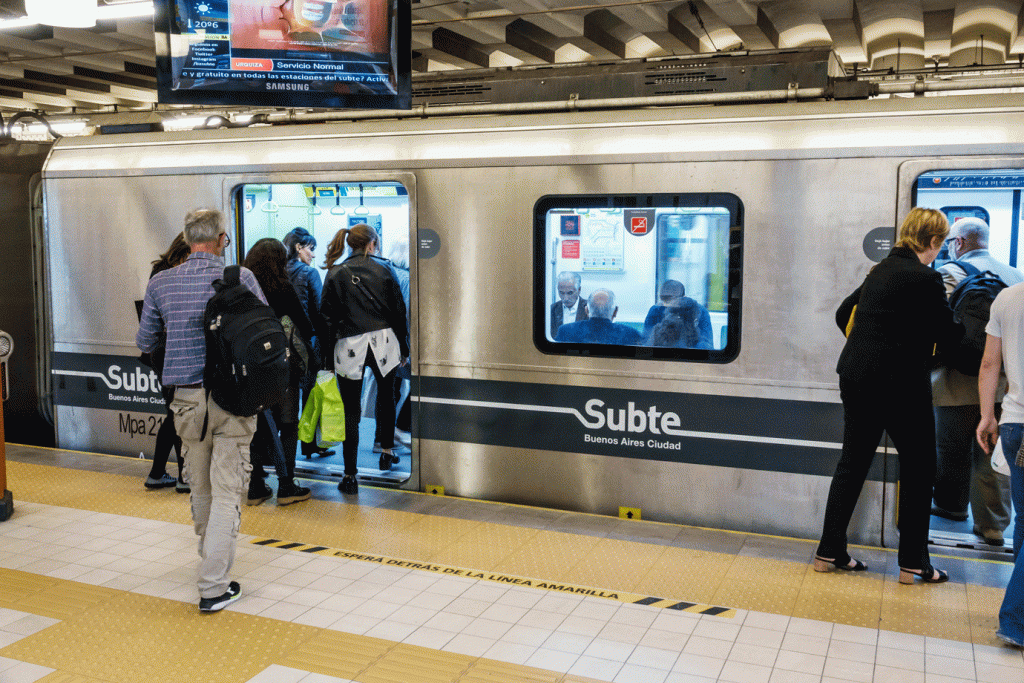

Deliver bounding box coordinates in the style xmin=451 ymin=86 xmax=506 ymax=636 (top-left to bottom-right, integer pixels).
xmin=338 ymin=349 xmax=398 ymax=475
xmin=817 ymin=375 xmax=936 ymax=570
xmin=149 ymin=384 xmax=183 ymax=480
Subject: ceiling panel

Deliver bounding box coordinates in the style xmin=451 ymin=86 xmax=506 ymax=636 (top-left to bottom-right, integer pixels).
xmin=0 ymin=0 xmax=1016 ymax=117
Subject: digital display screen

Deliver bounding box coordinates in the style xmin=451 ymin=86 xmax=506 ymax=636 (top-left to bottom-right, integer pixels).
xmin=534 ymin=194 xmax=743 ymax=363
xmin=155 ymin=0 xmax=410 ymax=109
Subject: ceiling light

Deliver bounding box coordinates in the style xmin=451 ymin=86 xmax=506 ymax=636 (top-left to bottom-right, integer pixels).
xmin=25 ymin=0 xmax=98 ymax=28
xmin=0 ymin=1 xmax=153 ymax=30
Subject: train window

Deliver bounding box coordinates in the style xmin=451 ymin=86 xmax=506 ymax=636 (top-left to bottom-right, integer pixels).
xmin=533 ymin=193 xmax=743 ymax=363
xmin=914 ymin=170 xmax=1024 ymax=268
xmin=236 ymin=181 xmax=410 ymax=267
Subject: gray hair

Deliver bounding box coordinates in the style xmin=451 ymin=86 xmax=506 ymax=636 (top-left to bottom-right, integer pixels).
xmin=588 ymin=288 xmax=615 ymax=319
xmin=557 ymin=271 xmax=581 ymax=289
xmin=953 ymin=217 xmax=989 ymax=248
xmin=660 ymin=279 xmax=684 ymax=299
xmin=183 ymin=209 xmax=224 ymax=246
xmin=387 ymin=239 xmax=410 ymax=269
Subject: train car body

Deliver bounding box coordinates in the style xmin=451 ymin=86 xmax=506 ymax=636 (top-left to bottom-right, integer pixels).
xmin=36 ymin=92 xmax=1024 ymax=546
xmin=0 ymin=141 xmax=54 ymax=447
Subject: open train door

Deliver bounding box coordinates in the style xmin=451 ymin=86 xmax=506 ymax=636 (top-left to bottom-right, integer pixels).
xmin=898 ymin=158 xmax=1023 ymax=556
xmin=231 ymin=174 xmax=419 ymax=492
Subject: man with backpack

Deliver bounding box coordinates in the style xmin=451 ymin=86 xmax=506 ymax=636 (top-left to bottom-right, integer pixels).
xmin=931 ymin=217 xmax=1022 ymax=546
xmin=136 ymin=209 xmax=266 ymax=613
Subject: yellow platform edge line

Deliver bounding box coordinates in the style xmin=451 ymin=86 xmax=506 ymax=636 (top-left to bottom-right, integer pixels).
xmin=251 ymin=538 xmax=738 ymax=619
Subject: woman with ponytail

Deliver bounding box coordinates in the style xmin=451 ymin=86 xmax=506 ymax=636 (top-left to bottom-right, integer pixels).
xmin=319 ymin=224 xmax=409 ymax=493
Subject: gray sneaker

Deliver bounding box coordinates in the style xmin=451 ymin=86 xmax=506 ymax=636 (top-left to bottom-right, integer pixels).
xmin=144 ymin=473 xmax=176 ymax=489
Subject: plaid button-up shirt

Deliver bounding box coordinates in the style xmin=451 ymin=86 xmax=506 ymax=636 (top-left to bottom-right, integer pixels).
xmin=136 ymin=252 xmax=265 ymax=386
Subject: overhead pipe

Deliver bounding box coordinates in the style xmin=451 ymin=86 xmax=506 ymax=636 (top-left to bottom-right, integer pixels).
xmin=260 ymin=86 xmax=829 ymax=126
xmin=251 ymin=71 xmax=1024 ymax=128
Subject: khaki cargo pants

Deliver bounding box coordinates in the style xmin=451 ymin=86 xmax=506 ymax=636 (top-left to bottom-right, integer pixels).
xmin=171 ymin=387 xmax=256 ymax=599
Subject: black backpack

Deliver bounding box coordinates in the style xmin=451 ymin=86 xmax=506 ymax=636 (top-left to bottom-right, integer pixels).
xmin=946 ymin=260 xmax=1006 ymax=376
xmin=203 ymin=266 xmax=290 ymax=416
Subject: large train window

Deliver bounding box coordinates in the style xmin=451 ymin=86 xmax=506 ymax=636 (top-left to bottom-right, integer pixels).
xmin=236 ymin=181 xmax=411 ymax=267
xmin=533 ymin=193 xmax=743 ymax=363
xmin=914 ymin=170 xmax=1023 ymax=268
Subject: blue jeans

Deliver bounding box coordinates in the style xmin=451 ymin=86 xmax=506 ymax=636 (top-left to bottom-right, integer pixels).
xmin=997 ymin=423 xmax=1024 ymax=645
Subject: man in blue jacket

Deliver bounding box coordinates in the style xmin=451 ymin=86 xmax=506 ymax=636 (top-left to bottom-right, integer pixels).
xmin=555 ymin=289 xmax=641 ymax=345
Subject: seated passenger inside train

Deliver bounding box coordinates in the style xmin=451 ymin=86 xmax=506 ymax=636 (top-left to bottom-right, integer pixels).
xmin=555 ymin=289 xmax=641 ymax=344
xmin=644 ymin=280 xmax=713 ymax=349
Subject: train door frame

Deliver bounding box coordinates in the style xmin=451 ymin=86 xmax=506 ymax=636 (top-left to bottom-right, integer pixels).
xmin=898 ymin=157 xmax=1024 ymax=555
xmin=220 ymin=171 xmax=420 ymax=492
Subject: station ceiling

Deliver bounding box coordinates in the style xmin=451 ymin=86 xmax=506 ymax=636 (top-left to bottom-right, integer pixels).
xmin=0 ymin=0 xmax=1021 ymax=115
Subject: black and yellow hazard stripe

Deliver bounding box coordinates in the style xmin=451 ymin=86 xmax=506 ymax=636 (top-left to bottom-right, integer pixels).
xmin=251 ymin=538 xmax=736 ymax=618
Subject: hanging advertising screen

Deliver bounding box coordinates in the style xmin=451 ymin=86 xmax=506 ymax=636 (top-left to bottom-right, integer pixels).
xmin=154 ymin=0 xmax=411 ymax=109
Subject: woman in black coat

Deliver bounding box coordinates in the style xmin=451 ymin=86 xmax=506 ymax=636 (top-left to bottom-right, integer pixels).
xmin=815 ymin=207 xmax=962 ymax=584
xmin=320 ymin=223 xmax=409 ymax=494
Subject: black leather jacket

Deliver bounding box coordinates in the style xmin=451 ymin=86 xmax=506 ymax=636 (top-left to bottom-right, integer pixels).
xmin=320 ymin=254 xmax=410 ymax=367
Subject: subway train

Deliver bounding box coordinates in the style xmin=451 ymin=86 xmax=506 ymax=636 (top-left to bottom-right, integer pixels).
xmin=7 ymin=90 xmax=1024 ymax=549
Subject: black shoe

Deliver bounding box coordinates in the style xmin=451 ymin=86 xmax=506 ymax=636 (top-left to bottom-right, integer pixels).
xmin=930 ymin=505 xmax=968 ymax=522
xmin=199 ymin=581 xmax=241 ymax=613
xmin=339 ymin=475 xmax=358 ymax=494
xmin=379 ymin=452 xmax=393 ymax=471
xmin=277 ymin=482 xmax=312 ymax=506
xmin=175 ymin=478 xmax=190 ymax=494
xmin=144 ymin=473 xmax=176 ymax=489
xmin=391 ymin=452 xmax=400 ymax=464
xmin=899 ymin=565 xmax=949 ymax=584
xmin=813 ymin=554 xmax=868 ymax=572
xmin=247 ymin=482 xmax=273 ymax=506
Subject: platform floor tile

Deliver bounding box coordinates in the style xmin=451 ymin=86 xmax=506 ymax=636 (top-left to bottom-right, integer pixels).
xmin=1 ymin=448 xmax=1024 ymax=683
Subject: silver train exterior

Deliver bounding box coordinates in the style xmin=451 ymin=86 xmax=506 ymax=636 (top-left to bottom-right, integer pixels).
xmin=35 ymin=92 xmax=1024 ymax=547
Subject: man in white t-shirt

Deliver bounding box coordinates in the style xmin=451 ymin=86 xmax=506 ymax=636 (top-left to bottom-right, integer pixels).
xmin=976 ymin=282 xmax=1024 ymax=647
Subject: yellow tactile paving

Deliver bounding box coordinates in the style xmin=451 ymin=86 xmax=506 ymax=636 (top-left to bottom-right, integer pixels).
xmin=632 ymin=546 xmax=734 ymax=604
xmin=561 ymin=537 xmax=668 ymax=593
xmin=791 ymin=584 xmax=884 ymax=628
xmin=424 ymin=524 xmax=540 ymax=570
xmin=1 ymin=566 xmax=616 ymax=683
xmin=879 ymin=580 xmax=973 ymax=642
xmin=712 ymin=580 xmax=802 ymax=616
xmin=2 ymin=454 xmax=1017 ymax=659
xmin=490 ymin=530 xmax=603 ymax=581
xmin=966 ymin=583 xmax=1007 ymax=645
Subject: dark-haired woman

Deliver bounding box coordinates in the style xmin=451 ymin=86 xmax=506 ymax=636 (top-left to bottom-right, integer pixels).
xmin=320 ymin=223 xmax=409 ymax=493
xmin=143 ymin=232 xmax=190 ymax=492
xmin=283 ymin=227 xmax=329 ymax=457
xmin=242 ymin=237 xmax=316 ymax=505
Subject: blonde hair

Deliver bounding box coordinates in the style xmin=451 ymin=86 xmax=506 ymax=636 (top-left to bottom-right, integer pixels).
xmin=896 ymin=208 xmax=949 ymax=253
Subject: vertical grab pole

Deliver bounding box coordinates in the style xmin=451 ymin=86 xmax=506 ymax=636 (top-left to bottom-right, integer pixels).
xmin=0 ymin=330 xmax=13 ymax=522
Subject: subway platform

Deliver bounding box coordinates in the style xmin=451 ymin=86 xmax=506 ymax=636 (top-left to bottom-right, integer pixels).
xmin=0 ymin=443 xmax=1020 ymax=683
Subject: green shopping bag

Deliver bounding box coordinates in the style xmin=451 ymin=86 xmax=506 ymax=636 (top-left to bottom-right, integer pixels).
xmin=298 ymin=370 xmax=345 ymax=444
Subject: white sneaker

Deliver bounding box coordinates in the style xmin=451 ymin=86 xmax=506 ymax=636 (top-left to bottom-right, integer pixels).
xmin=395 ymin=429 xmax=411 ymax=446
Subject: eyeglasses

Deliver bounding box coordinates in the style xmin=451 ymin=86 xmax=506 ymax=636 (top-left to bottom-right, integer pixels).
xmin=220 ymin=233 xmax=231 ymax=247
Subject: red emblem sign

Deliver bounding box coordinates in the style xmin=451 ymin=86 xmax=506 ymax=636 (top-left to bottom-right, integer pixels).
xmin=630 ymin=217 xmax=648 ymax=234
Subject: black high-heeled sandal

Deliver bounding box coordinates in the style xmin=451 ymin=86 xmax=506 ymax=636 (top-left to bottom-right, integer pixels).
xmin=899 ymin=565 xmax=948 ymax=584
xmin=813 ymin=554 xmax=867 ymax=573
